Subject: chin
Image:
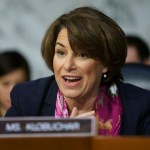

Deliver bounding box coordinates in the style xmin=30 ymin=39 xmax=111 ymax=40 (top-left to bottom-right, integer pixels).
xmin=63 ymin=91 xmax=80 ymax=99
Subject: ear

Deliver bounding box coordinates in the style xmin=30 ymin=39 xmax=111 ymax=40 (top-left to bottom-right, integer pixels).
xmin=102 ymin=66 xmax=108 ymax=74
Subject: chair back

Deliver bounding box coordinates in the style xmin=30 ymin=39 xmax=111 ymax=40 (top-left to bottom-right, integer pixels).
xmin=121 ymin=63 xmax=150 ymax=91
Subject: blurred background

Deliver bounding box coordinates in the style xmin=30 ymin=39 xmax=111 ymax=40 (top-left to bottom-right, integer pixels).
xmin=0 ymin=0 xmax=150 ymax=80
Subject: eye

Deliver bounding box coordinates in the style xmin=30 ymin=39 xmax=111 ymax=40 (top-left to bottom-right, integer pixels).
xmin=55 ymin=50 xmax=65 ymax=57
xmin=1 ymin=81 xmax=11 ymax=87
xmin=77 ymin=53 xmax=88 ymax=59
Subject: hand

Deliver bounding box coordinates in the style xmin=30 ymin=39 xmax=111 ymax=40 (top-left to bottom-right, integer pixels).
xmin=70 ymin=107 xmax=99 ymax=135
xmin=70 ymin=107 xmax=95 ymax=118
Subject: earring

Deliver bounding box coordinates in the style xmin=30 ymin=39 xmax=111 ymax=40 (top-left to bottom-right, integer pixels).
xmin=103 ymin=74 xmax=107 ymax=78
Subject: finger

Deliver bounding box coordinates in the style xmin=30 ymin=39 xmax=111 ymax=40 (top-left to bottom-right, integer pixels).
xmin=70 ymin=107 xmax=78 ymax=118
xmin=76 ymin=110 xmax=95 ymax=118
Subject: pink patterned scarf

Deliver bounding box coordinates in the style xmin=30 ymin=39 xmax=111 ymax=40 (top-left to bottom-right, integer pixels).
xmin=55 ymin=83 xmax=123 ymax=136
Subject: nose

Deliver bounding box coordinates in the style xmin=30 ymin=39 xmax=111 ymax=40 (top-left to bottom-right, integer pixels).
xmin=63 ymin=54 xmax=76 ymax=71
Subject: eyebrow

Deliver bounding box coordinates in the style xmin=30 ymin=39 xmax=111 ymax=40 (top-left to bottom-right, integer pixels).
xmin=55 ymin=42 xmax=65 ymax=47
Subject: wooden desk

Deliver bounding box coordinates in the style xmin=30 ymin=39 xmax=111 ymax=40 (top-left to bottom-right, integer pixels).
xmin=0 ymin=136 xmax=150 ymax=150
xmin=92 ymin=136 xmax=150 ymax=150
xmin=0 ymin=136 xmax=91 ymax=150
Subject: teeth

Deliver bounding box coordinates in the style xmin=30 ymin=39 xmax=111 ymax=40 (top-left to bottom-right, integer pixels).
xmin=64 ymin=77 xmax=80 ymax=80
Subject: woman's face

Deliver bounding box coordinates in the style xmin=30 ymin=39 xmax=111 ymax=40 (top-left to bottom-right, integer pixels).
xmin=53 ymin=28 xmax=107 ymax=101
xmin=0 ymin=69 xmax=27 ymax=110
xmin=126 ymin=45 xmax=141 ymax=63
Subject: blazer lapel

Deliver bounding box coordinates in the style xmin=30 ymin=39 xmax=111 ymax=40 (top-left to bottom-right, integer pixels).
xmin=117 ymin=82 xmax=136 ymax=135
xmin=41 ymin=79 xmax=58 ymax=116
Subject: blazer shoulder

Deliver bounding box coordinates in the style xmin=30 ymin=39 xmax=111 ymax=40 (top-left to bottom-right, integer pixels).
xmin=118 ymin=82 xmax=150 ymax=135
xmin=9 ymin=75 xmax=57 ymax=116
xmin=118 ymin=82 xmax=150 ymax=120
xmin=118 ymin=82 xmax=150 ymax=98
xmin=11 ymin=75 xmax=55 ymax=97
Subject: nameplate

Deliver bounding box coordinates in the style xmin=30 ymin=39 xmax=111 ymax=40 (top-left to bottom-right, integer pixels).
xmin=0 ymin=117 xmax=97 ymax=137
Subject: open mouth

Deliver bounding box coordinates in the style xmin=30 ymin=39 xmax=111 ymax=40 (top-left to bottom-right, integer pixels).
xmin=63 ymin=76 xmax=81 ymax=82
xmin=62 ymin=76 xmax=82 ymax=86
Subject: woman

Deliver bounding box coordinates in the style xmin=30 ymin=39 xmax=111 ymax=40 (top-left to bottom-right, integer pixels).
xmin=5 ymin=7 xmax=150 ymax=135
xmin=0 ymin=50 xmax=30 ymax=117
xmin=125 ymin=35 xmax=150 ymax=64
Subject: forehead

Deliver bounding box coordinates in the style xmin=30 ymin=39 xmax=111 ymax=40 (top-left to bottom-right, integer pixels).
xmin=55 ymin=28 xmax=73 ymax=51
xmin=55 ymin=27 xmax=99 ymax=59
xmin=0 ymin=69 xmax=26 ymax=83
xmin=56 ymin=28 xmax=68 ymax=41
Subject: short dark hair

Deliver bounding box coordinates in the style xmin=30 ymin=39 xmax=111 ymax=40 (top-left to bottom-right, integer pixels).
xmin=126 ymin=35 xmax=150 ymax=61
xmin=41 ymin=6 xmax=127 ymax=84
xmin=0 ymin=50 xmax=30 ymax=80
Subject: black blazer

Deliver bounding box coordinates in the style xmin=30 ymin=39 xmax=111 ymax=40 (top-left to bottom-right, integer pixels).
xmin=5 ymin=75 xmax=150 ymax=135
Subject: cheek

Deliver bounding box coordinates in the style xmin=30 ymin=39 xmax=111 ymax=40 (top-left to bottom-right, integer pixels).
xmin=86 ymin=66 xmax=104 ymax=86
xmin=0 ymin=87 xmax=6 ymax=96
xmin=0 ymin=84 xmax=12 ymax=96
xmin=53 ymin=64 xmax=60 ymax=77
xmin=53 ymin=56 xmax=60 ymax=72
xmin=83 ymin=63 xmax=103 ymax=78
xmin=0 ymin=90 xmax=9 ymax=102
xmin=53 ymin=57 xmax=62 ymax=82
